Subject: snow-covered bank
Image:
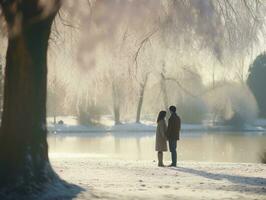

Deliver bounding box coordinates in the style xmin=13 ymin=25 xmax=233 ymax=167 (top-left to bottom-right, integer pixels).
xmin=48 ymin=156 xmax=266 ymax=200
xmin=47 ymin=123 xmax=108 ymax=133
xmin=47 ymin=123 xmax=266 ymax=134
xmin=47 ymin=116 xmax=266 ymax=134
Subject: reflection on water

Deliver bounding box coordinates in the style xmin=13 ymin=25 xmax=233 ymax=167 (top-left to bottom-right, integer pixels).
xmin=48 ymin=132 xmax=266 ymax=163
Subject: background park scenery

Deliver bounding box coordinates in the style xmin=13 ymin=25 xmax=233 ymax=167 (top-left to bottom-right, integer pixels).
xmin=0 ymin=0 xmax=266 ymax=199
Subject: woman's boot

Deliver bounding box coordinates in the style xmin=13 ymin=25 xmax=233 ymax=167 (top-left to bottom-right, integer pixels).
xmin=158 ymin=152 xmax=164 ymax=167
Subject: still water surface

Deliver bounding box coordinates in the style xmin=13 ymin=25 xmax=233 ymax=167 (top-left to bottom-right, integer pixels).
xmin=48 ymin=132 xmax=266 ymax=163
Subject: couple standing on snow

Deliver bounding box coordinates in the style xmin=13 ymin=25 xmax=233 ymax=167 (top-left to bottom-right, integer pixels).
xmin=155 ymin=106 xmax=181 ymax=167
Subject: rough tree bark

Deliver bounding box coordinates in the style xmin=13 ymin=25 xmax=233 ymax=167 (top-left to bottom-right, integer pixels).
xmin=52 ymin=76 xmax=57 ymax=124
xmin=136 ymin=74 xmax=149 ymax=123
xmin=0 ymin=0 xmax=60 ymax=193
xmin=0 ymin=60 xmax=3 ymax=113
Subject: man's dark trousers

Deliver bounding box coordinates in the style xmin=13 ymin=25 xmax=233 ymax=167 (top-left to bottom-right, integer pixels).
xmin=169 ymin=139 xmax=177 ymax=166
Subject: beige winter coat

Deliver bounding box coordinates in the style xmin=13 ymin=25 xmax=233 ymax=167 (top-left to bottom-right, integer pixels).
xmin=155 ymin=119 xmax=168 ymax=152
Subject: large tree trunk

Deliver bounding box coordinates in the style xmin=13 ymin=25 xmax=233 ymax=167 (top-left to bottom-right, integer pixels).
xmin=0 ymin=62 xmax=3 ymax=114
xmin=0 ymin=2 xmax=59 ymax=193
xmin=136 ymin=74 xmax=149 ymax=123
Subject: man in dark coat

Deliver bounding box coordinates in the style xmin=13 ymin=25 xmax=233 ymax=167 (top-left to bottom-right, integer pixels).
xmin=166 ymin=105 xmax=181 ymax=167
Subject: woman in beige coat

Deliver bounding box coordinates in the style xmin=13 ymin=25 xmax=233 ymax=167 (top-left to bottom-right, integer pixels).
xmin=155 ymin=111 xmax=168 ymax=167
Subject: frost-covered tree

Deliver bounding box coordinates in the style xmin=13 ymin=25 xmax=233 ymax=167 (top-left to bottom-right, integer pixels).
xmin=134 ymin=31 xmax=158 ymax=123
xmin=55 ymin=0 xmax=265 ymax=123
xmin=247 ymin=52 xmax=266 ymax=118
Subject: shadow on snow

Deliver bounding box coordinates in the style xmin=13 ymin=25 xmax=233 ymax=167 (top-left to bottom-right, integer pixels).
xmin=170 ymin=166 xmax=266 ymax=194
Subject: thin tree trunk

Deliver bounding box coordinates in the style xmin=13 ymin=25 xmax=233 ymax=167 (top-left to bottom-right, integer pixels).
xmin=54 ymin=115 xmax=57 ymax=125
xmin=160 ymin=73 xmax=169 ymax=111
xmin=114 ymin=106 xmax=121 ymax=125
xmin=136 ymin=74 xmax=149 ymax=123
xmin=112 ymin=82 xmax=121 ymax=125
xmin=0 ymin=8 xmax=58 ymax=191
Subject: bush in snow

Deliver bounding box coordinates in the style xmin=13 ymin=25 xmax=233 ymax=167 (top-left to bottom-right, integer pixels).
xmin=77 ymin=104 xmax=104 ymax=125
xmin=177 ymin=96 xmax=208 ymax=124
xmin=247 ymin=52 xmax=266 ymax=118
xmin=206 ymin=83 xmax=258 ymax=127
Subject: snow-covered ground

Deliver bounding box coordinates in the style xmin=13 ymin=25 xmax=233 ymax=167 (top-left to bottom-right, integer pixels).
xmin=45 ymin=116 xmax=266 ymax=199
xmin=48 ymin=155 xmax=266 ymax=200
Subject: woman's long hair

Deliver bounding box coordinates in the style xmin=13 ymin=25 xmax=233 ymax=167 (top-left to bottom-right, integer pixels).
xmin=157 ymin=111 xmax=166 ymax=123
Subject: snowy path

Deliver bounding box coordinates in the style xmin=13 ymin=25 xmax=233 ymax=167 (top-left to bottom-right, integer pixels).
xmin=49 ymin=157 xmax=266 ymax=200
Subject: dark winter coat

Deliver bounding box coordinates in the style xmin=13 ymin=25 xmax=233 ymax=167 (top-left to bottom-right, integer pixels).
xmin=166 ymin=113 xmax=181 ymax=141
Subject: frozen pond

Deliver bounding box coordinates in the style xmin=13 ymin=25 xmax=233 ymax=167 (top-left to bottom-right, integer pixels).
xmin=48 ymin=131 xmax=266 ymax=163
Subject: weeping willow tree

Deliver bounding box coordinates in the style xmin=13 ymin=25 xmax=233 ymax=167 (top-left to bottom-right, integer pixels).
xmin=161 ymin=0 xmax=265 ymax=60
